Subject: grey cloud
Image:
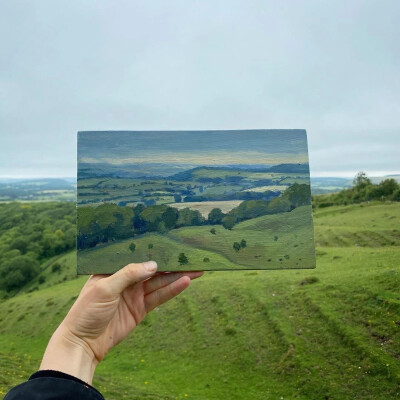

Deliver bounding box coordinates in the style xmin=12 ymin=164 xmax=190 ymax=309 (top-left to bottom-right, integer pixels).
xmin=0 ymin=0 xmax=399 ymax=177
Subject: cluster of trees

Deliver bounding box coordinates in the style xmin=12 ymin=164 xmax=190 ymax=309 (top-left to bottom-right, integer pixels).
xmin=78 ymin=183 xmax=311 ymax=249
xmin=0 ymin=202 xmax=76 ymax=292
xmin=77 ymin=203 xmax=205 ymax=249
xmin=219 ymin=183 xmax=311 ymax=229
xmin=313 ymin=172 xmax=400 ymax=208
xmin=181 ymin=188 xmax=279 ymax=203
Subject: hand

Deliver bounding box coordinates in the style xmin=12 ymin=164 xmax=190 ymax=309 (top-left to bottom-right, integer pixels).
xmin=39 ymin=261 xmax=203 ymax=384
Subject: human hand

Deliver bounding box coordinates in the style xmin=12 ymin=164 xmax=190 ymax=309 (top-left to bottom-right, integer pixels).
xmin=39 ymin=261 xmax=203 ymax=384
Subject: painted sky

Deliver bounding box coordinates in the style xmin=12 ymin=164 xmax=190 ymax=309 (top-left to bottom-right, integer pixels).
xmin=1 ymin=1 xmax=399 ymax=178
xmin=78 ymin=130 xmax=308 ymax=166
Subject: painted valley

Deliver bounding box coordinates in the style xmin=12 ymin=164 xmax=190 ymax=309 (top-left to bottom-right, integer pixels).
xmin=77 ymin=130 xmax=316 ymax=273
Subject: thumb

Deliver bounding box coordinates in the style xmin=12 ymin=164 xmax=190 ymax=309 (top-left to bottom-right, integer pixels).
xmin=103 ymin=261 xmax=158 ymax=295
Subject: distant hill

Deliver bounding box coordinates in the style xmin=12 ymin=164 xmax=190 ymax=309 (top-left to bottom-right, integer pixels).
xmin=78 ymin=162 xmax=310 ymax=180
xmin=167 ymin=164 xmax=310 ymax=181
xmin=267 ymin=163 xmax=309 ymax=173
xmin=78 ymin=162 xmax=197 ymax=179
xmin=0 ymin=179 xmax=76 ymax=201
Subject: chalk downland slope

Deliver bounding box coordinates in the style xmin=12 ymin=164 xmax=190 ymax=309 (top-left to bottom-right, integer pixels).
xmin=0 ymin=203 xmax=400 ymax=399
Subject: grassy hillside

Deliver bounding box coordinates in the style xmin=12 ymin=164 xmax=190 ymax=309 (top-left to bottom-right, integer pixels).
xmin=1 ymin=203 xmax=400 ymax=399
xmin=78 ymin=205 xmax=315 ymax=273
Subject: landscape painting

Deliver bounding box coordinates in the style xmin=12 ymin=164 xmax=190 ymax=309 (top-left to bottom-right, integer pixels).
xmin=77 ymin=130 xmax=316 ymax=273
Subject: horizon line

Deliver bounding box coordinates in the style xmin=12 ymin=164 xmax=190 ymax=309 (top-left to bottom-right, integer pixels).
xmin=1 ymin=171 xmax=400 ymax=180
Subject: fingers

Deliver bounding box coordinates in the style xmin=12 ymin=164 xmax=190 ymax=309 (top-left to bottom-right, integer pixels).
xmin=144 ymin=276 xmax=191 ymax=312
xmin=85 ymin=274 xmax=109 ymax=286
xmin=101 ymin=261 xmax=158 ymax=295
xmin=144 ymin=271 xmax=204 ymax=295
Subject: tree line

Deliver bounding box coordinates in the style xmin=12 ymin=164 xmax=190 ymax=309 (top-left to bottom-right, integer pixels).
xmin=313 ymin=172 xmax=400 ymax=208
xmin=78 ymin=183 xmax=311 ymax=249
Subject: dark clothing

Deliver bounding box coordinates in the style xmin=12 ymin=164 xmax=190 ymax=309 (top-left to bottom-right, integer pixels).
xmin=4 ymin=370 xmax=104 ymax=400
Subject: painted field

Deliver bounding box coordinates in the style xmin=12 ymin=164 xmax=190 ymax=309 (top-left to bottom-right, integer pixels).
xmin=241 ymin=185 xmax=289 ymax=192
xmin=169 ymin=200 xmax=243 ymax=216
xmin=77 ymin=205 xmax=315 ymax=273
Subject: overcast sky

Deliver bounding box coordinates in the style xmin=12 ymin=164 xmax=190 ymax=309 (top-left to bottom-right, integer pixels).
xmin=1 ymin=0 xmax=399 ymax=178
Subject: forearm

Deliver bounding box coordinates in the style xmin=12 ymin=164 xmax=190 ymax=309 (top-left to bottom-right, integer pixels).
xmin=39 ymin=323 xmax=98 ymax=385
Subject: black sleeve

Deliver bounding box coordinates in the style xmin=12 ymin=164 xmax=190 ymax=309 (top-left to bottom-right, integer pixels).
xmin=4 ymin=370 xmax=104 ymax=400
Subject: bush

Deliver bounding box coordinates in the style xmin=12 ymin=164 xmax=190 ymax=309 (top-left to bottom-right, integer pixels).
xmin=203 ymin=257 xmax=210 ymax=263
xmin=222 ymin=215 xmax=237 ymax=230
xmin=1 ymin=255 xmax=40 ymax=292
xmin=240 ymin=239 xmax=247 ymax=248
xmin=129 ymin=242 xmax=136 ymax=253
xmin=233 ymin=242 xmax=241 ymax=252
xmin=210 ymin=228 xmax=216 ymax=235
xmin=38 ymin=276 xmax=46 ymax=284
xmin=51 ymin=263 xmax=61 ymax=273
xmin=299 ymin=276 xmax=319 ymax=286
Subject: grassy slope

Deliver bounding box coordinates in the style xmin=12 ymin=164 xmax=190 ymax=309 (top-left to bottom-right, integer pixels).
xmin=0 ymin=203 xmax=399 ymax=399
xmin=78 ymin=205 xmax=315 ymax=273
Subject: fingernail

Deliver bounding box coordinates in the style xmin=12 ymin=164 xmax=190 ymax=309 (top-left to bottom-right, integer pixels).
xmin=144 ymin=261 xmax=157 ymax=272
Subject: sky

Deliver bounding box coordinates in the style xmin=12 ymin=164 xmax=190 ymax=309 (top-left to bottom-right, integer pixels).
xmin=78 ymin=130 xmax=308 ymax=166
xmin=1 ymin=0 xmax=399 ymax=178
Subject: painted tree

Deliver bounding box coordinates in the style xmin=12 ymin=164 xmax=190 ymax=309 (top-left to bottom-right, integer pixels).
xmin=233 ymin=242 xmax=241 ymax=252
xmin=147 ymin=243 xmax=153 ymax=259
xmin=129 ymin=242 xmax=136 ymax=253
xmin=178 ymin=252 xmax=189 ymax=265
xmin=208 ymin=208 xmax=225 ymax=224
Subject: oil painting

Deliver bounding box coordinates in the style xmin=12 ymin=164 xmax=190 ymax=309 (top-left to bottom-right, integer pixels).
xmin=77 ymin=130 xmax=315 ymax=273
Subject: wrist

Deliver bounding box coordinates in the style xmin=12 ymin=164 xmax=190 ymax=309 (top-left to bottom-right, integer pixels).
xmin=40 ymin=323 xmax=99 ymax=385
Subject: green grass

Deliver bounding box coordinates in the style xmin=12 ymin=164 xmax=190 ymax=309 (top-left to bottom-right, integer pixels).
xmin=78 ymin=206 xmax=316 ymax=273
xmin=315 ymin=202 xmax=400 ymax=248
xmin=1 ymin=202 xmax=400 ymax=399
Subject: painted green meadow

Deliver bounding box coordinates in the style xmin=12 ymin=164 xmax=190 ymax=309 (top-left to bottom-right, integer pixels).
xmin=78 ymin=205 xmax=315 ymax=273
xmin=1 ymin=201 xmax=399 ymax=399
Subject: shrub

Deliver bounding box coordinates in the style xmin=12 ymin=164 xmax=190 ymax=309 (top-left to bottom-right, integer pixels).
xmin=299 ymin=276 xmax=319 ymax=286
xmin=51 ymin=263 xmax=61 ymax=273
xmin=222 ymin=215 xmax=236 ymax=230
xmin=178 ymin=253 xmax=189 ymax=265
xmin=233 ymin=242 xmax=241 ymax=252
xmin=203 ymin=257 xmax=210 ymax=263
xmin=129 ymin=242 xmax=136 ymax=253
xmin=1 ymin=256 xmax=40 ymax=292
xmin=225 ymin=327 xmax=236 ymax=336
